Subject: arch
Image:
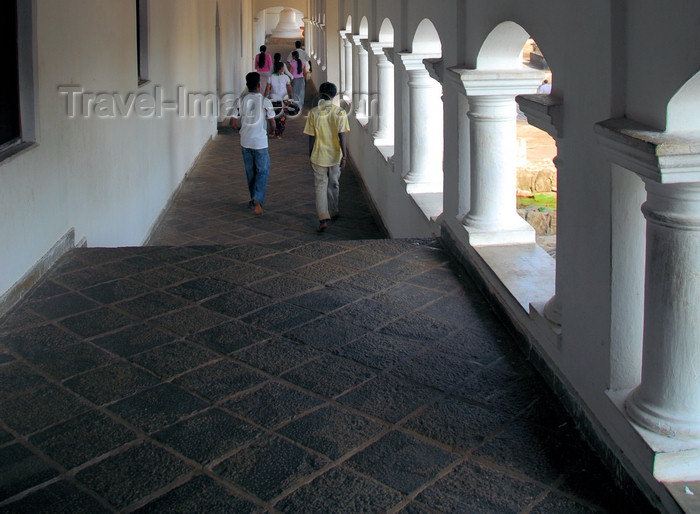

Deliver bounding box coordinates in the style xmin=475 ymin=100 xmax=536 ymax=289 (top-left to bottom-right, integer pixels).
xmin=253 ymin=0 xmax=306 ymax=16
xmin=359 ymin=16 xmax=368 ymax=37
xmin=345 ymin=15 xmax=352 ymax=32
xmin=378 ymin=18 xmax=394 ymax=45
xmin=667 ymin=70 xmax=700 ymax=132
xmin=477 ymin=21 xmax=530 ymax=70
xmin=411 ymin=18 xmax=441 ymax=55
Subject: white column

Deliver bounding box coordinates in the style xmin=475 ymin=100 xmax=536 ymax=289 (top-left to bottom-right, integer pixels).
xmin=458 ymin=69 xmax=544 ymax=245
xmin=338 ymin=30 xmax=346 ymax=96
xmin=352 ymin=35 xmax=369 ymax=121
xmin=626 ymin=181 xmax=700 ymax=440
xmin=399 ymin=53 xmax=443 ymax=194
xmin=368 ymin=42 xmax=394 ymax=145
xmin=343 ymin=33 xmax=353 ymax=104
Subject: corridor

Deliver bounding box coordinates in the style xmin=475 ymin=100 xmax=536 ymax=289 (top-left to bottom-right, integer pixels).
xmin=0 ymin=113 xmax=651 ymax=512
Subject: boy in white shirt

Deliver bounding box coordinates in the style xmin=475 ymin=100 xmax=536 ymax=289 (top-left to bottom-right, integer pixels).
xmin=230 ymin=72 xmax=276 ymax=215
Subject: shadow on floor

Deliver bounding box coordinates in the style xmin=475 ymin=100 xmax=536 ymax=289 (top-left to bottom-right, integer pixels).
xmin=0 ymin=111 xmax=655 ymax=512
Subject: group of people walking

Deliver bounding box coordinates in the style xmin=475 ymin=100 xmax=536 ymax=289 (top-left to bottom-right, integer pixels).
xmin=254 ymin=41 xmax=310 ymax=138
xmin=229 ymin=41 xmax=349 ymax=233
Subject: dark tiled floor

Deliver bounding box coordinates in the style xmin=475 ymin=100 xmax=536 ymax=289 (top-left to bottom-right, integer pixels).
xmin=0 ymin=108 xmax=655 ymax=512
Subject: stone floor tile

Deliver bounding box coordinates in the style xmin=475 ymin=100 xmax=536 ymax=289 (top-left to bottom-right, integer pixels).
xmin=275 ymin=466 xmax=404 ymax=513
xmin=332 ymin=298 xmax=408 ymax=331
xmin=278 ymin=405 xmax=386 ymax=460
xmin=330 ymin=273 xmax=397 ymax=297
xmin=187 ymin=320 xmax=272 ymax=355
xmin=474 ymin=419 xmax=583 ymax=485
xmin=529 ymin=493 xmax=601 ymax=513
xmin=23 ymin=342 xmax=116 ymax=380
xmin=29 ymin=411 xmax=137 ymax=470
xmin=241 ymin=302 xmax=319 ymax=333
xmin=213 ymin=434 xmax=328 ymax=502
xmin=152 ymin=408 xmax=261 ymax=465
xmin=0 ymin=360 xmax=49 ymax=398
xmin=379 ymin=312 xmax=461 ymax=345
xmin=407 ymin=267 xmax=464 ymax=294
xmin=165 ymin=276 xmax=234 ymax=302
xmin=223 ymin=381 xmax=324 ymax=429
xmin=281 ymin=355 xmax=376 ymax=399
xmin=58 ymin=307 xmax=136 ymax=338
xmin=345 ymin=430 xmax=460 ymax=494
xmin=131 ymin=265 xmax=197 ymax=288
xmin=373 ymin=283 xmax=445 ymax=310
xmin=173 ymin=360 xmax=266 ymax=402
xmin=81 ymin=278 xmax=152 ymax=305
xmin=148 ymin=305 xmax=230 ymax=337
xmin=209 ymin=261 xmax=277 ymax=286
xmin=403 ymin=396 xmax=514 ymax=452
xmin=90 ymin=324 xmax=175 ymax=357
xmin=432 ymin=326 xmax=510 ymax=365
xmin=285 ymin=316 xmax=368 ymax=351
xmin=288 ymin=260 xmax=356 ymax=284
xmin=251 ymin=252 xmax=314 ymax=272
xmin=115 ymin=291 xmax=190 ymax=320
xmin=75 ymin=442 xmax=191 ymax=509
xmin=135 ymin=475 xmax=262 ymax=513
xmin=414 ymin=459 xmax=544 ymax=512
xmin=337 ymin=373 xmax=440 ymax=424
xmin=246 ymin=274 xmax=318 ymax=299
xmin=285 ymin=286 xmax=361 ymax=314
xmin=26 ymin=280 xmax=71 ymax=302
xmin=28 ymin=293 xmax=99 ymax=320
xmin=391 ymin=350 xmax=482 ymax=392
xmin=0 ymin=443 xmax=59 ymax=502
xmin=108 ymin=382 xmax=208 ymax=433
xmin=0 ymin=385 xmax=91 ymax=435
xmin=3 ymin=323 xmax=82 ymax=359
xmin=333 ymin=332 xmax=423 ymax=371
xmin=365 ymin=259 xmax=428 ymax=282
xmin=0 ymin=480 xmax=110 ymax=513
xmin=51 ymin=267 xmax=119 ymax=291
xmin=174 ymin=254 xmax=234 ymax=274
xmin=201 ymin=289 xmax=274 ymax=319
xmin=130 ymin=340 xmax=219 ymax=379
xmin=232 ymin=338 xmax=321 ymax=376
xmin=63 ymin=361 xmax=161 ymax=406
xmin=0 ymin=426 xmax=13 ymax=445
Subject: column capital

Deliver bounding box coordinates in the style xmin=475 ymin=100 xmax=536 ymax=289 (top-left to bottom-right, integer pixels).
xmin=365 ymin=41 xmax=391 ymax=58
xmin=517 ymin=94 xmax=564 ymax=139
xmin=339 ymin=30 xmax=351 ymax=42
xmin=351 ymin=34 xmax=368 ymax=49
xmin=595 ymin=117 xmax=700 ymax=184
xmin=448 ymin=67 xmax=544 ymax=97
xmin=397 ymin=52 xmax=441 ymax=72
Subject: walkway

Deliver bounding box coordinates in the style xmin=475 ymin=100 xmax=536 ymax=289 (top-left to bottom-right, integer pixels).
xmin=0 ymin=109 xmax=653 ymax=512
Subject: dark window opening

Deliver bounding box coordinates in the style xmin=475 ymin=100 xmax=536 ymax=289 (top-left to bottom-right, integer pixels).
xmin=1 ymin=0 xmax=22 ymax=149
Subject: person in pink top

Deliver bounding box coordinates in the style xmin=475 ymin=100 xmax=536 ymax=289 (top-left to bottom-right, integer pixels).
xmin=254 ymin=45 xmax=273 ymax=93
xmin=289 ymin=50 xmax=307 ymax=108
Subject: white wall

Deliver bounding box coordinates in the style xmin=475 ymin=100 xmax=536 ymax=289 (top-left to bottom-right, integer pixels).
xmin=0 ymin=0 xmax=218 ymax=300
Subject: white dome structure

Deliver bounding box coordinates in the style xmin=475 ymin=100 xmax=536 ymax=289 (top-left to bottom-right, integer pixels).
xmin=270 ymin=8 xmax=302 ymax=38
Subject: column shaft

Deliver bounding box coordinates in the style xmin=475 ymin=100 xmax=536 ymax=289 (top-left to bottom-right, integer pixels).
xmin=626 ymin=182 xmax=700 ymax=440
xmin=404 ymin=67 xmax=443 ymax=192
xmin=463 ymin=95 xmax=522 ymax=230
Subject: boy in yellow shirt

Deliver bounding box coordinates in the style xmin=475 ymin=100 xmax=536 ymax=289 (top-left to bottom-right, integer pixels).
xmin=303 ymin=82 xmax=350 ymax=232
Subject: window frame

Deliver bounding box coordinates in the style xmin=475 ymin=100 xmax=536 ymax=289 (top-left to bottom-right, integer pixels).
xmin=0 ymin=0 xmax=37 ymax=162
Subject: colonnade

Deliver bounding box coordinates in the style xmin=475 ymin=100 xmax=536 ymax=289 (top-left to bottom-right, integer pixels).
xmin=334 ymin=17 xmax=700 ymax=454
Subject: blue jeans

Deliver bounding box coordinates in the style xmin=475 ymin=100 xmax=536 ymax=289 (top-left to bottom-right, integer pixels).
xmin=241 ymin=147 xmax=269 ymax=207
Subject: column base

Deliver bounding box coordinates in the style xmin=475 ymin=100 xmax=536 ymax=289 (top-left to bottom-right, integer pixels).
xmin=405 ymin=179 xmax=442 ymax=195
xmin=626 ymin=389 xmax=700 ymax=442
xmin=462 ymin=216 xmax=536 ymax=246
